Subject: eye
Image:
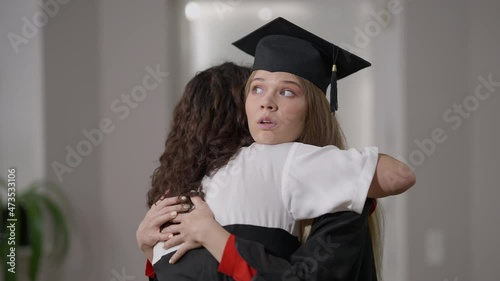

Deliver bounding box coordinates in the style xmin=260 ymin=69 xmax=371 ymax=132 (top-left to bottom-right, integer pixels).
xmin=252 ymin=86 xmax=264 ymax=94
xmin=281 ymin=89 xmax=294 ymax=97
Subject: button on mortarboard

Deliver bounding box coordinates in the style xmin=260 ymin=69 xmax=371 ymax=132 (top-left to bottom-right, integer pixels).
xmin=232 ymin=17 xmax=371 ymax=112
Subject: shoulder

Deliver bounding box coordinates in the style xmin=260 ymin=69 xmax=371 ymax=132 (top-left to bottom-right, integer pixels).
xmin=245 ymin=142 xmax=297 ymax=154
xmin=292 ymin=143 xmax=378 ymax=158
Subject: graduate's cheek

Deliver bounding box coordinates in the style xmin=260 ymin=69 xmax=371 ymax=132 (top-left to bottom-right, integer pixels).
xmin=278 ymin=98 xmax=307 ymax=142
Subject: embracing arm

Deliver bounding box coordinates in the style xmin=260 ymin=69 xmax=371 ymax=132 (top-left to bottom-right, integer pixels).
xmin=220 ymin=199 xmax=377 ymax=281
xmin=136 ymin=196 xmax=192 ymax=279
xmin=283 ymin=144 xmax=414 ymax=218
xmin=367 ymin=154 xmax=416 ymax=198
xmin=163 ymin=197 xmax=377 ymax=281
xmin=162 ymin=197 xmax=231 ymax=263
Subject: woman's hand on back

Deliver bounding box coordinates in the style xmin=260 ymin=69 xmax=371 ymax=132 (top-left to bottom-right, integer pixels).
xmin=136 ymin=195 xmax=191 ymax=261
xmin=162 ymin=196 xmax=230 ymax=264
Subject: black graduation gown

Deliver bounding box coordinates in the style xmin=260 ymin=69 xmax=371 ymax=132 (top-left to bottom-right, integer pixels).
xmin=151 ymin=199 xmax=377 ymax=281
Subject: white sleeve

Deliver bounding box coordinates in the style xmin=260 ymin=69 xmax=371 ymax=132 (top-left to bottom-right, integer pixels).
xmin=281 ymin=143 xmax=378 ymax=220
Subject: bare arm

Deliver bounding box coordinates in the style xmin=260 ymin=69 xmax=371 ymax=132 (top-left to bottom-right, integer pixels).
xmin=367 ymin=153 xmax=416 ymax=198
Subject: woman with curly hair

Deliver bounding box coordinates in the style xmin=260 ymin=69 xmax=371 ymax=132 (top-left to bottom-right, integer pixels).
xmin=139 ymin=61 xmax=253 ymax=265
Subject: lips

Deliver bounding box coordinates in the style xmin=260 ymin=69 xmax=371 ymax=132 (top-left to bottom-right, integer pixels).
xmin=257 ymin=116 xmax=277 ymax=130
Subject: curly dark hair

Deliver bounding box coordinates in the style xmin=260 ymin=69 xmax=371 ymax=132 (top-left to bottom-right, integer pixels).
xmin=147 ymin=62 xmax=253 ymax=207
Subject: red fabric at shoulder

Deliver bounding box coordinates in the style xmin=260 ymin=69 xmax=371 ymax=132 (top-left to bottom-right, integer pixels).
xmin=219 ymin=235 xmax=257 ymax=281
xmin=370 ymin=199 xmax=377 ymax=215
xmin=145 ymin=259 xmax=155 ymax=278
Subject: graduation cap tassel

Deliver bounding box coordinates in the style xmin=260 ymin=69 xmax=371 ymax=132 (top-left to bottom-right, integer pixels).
xmin=330 ymin=64 xmax=338 ymax=112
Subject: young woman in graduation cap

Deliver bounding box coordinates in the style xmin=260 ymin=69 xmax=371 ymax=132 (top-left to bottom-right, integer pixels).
xmin=138 ymin=17 xmax=415 ymax=281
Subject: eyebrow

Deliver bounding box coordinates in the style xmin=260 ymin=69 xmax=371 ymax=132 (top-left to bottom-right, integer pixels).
xmin=251 ymin=77 xmax=301 ymax=88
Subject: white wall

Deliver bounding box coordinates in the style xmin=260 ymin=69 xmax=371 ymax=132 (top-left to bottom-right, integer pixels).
xmin=369 ymin=1 xmax=409 ymax=280
xmin=98 ymin=0 xmax=171 ymax=278
xmin=0 ymin=0 xmax=45 ymax=189
xmin=406 ymin=0 xmax=472 ymax=279
xmin=403 ymin=0 xmax=499 ymax=280
xmin=43 ymin=0 xmax=172 ymax=279
xmin=43 ymin=0 xmax=104 ymax=279
xmin=468 ymin=0 xmax=500 ymax=280
xmin=0 ymin=1 xmax=46 ymax=280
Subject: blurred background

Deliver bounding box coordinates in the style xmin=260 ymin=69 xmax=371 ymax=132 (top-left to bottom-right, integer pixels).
xmin=1 ymin=0 xmax=499 ymax=280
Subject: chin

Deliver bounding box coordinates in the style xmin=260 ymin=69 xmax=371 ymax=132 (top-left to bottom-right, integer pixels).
xmin=254 ymin=135 xmax=281 ymax=145
xmin=255 ymin=139 xmax=276 ymax=145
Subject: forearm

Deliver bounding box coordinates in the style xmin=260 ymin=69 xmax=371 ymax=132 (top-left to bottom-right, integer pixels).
xmin=198 ymin=220 xmax=231 ymax=262
xmin=143 ymin=247 xmax=154 ymax=264
xmin=367 ymin=153 xmax=416 ymax=198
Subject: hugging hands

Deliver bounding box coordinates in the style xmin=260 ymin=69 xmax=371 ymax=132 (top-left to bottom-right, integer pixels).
xmin=136 ymin=194 xmax=219 ymax=264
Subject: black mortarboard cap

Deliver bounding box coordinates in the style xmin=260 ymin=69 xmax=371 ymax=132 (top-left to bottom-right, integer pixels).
xmin=232 ymin=17 xmax=371 ymax=112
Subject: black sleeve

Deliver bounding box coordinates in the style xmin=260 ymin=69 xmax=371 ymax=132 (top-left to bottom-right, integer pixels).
xmin=234 ymin=199 xmax=377 ymax=281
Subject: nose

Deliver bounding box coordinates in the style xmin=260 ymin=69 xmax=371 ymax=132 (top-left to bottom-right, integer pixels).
xmin=260 ymin=94 xmax=278 ymax=111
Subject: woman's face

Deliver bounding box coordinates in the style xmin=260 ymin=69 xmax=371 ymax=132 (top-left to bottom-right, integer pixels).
xmin=245 ymin=70 xmax=307 ymax=145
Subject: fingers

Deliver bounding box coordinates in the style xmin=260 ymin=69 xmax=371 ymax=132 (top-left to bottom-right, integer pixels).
xmin=152 ymin=210 xmax=178 ymax=227
xmin=169 ymin=244 xmax=190 ymax=264
xmin=161 ymin=203 xmax=191 ymax=215
xmin=168 ymin=241 xmax=203 ymax=264
xmin=138 ymin=198 xmax=187 ymax=251
xmin=158 ymin=232 xmax=174 ymax=242
xmin=187 ymin=196 xmax=214 ymax=218
xmin=162 ymin=223 xmax=181 ymax=235
xmin=171 ymin=210 xmax=196 ymax=224
xmin=153 ymin=195 xmax=188 ymax=210
xmin=189 ymin=196 xmax=204 ymax=206
xmin=163 ymin=234 xmax=184 ymax=250
xmin=151 ymin=203 xmax=191 ymax=221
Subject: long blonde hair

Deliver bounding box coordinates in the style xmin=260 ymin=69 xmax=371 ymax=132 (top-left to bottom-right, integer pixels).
xmin=245 ymin=71 xmax=384 ymax=279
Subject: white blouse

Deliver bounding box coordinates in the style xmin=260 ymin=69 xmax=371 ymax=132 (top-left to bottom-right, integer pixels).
xmin=153 ymin=142 xmax=378 ymax=264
